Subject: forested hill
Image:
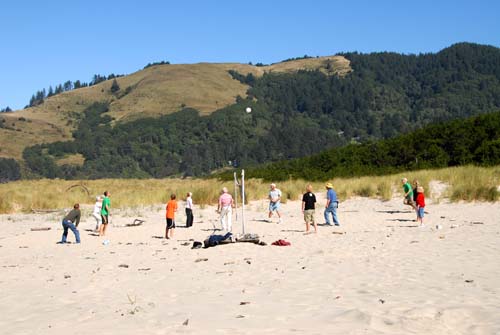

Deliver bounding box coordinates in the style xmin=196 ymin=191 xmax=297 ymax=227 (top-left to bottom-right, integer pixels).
xmin=232 ymin=110 xmax=500 ymax=181
xmin=7 ymin=42 xmax=500 ymax=180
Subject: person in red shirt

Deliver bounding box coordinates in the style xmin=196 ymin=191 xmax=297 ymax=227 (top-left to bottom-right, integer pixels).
xmin=165 ymin=194 xmax=178 ymax=239
xmin=415 ymin=186 xmax=426 ymax=227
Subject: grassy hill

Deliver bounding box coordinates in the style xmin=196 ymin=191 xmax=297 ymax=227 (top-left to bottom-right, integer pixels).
xmin=0 ymin=56 xmax=350 ymax=159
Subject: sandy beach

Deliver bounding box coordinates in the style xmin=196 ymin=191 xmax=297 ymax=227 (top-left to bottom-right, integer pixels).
xmin=0 ymin=193 xmax=499 ymax=335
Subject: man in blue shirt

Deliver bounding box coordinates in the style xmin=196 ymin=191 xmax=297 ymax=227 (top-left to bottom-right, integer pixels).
xmin=324 ymin=183 xmax=340 ymax=226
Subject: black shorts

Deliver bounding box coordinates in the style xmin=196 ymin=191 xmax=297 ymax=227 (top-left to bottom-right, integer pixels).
xmin=101 ymin=214 xmax=109 ymax=224
xmin=166 ymin=218 xmax=175 ymax=229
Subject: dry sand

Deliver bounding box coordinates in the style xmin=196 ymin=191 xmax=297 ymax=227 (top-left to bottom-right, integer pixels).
xmin=0 ymin=193 xmax=499 ymax=335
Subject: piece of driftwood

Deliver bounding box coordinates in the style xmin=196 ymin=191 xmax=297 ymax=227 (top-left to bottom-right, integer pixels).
xmin=31 ymin=209 xmax=60 ymax=214
xmin=30 ymin=227 xmax=51 ymax=231
xmin=114 ymin=219 xmax=145 ymax=228
xmin=236 ymin=233 xmax=260 ymax=244
xmin=130 ymin=219 xmax=145 ymax=226
xmin=66 ymin=183 xmax=90 ymax=196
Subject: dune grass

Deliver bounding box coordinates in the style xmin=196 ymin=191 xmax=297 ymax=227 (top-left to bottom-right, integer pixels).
xmin=0 ymin=165 xmax=498 ymax=214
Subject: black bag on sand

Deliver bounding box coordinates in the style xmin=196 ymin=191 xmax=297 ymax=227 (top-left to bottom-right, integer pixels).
xmin=191 ymin=241 xmax=203 ymax=249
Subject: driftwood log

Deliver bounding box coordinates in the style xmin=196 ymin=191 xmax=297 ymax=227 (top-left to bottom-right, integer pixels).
xmin=30 ymin=227 xmax=51 ymax=231
xmin=31 ymin=209 xmax=61 ymax=214
xmin=113 ymin=219 xmax=145 ymax=228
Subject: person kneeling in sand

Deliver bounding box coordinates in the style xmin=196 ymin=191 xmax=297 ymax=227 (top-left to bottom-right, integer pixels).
xmin=60 ymin=203 xmax=81 ymax=244
xmin=302 ymin=184 xmax=317 ymax=233
xmin=217 ymin=187 xmax=234 ymax=232
xmin=166 ymin=193 xmax=178 ymax=239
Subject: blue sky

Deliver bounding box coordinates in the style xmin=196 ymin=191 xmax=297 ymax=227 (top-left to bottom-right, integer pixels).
xmin=1 ymin=0 xmax=499 ymax=110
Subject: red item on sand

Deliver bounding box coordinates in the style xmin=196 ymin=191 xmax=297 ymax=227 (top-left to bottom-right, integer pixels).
xmin=271 ymin=239 xmax=291 ymax=246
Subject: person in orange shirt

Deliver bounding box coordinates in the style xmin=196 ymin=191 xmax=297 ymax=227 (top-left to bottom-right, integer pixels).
xmin=165 ymin=193 xmax=178 ymax=239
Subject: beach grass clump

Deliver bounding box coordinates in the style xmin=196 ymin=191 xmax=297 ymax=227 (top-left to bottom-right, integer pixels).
xmin=450 ymin=186 xmax=499 ymax=202
xmin=376 ymin=181 xmax=393 ymax=201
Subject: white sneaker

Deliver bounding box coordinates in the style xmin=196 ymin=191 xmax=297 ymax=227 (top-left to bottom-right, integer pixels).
xmin=278 ymin=218 xmax=282 ymax=224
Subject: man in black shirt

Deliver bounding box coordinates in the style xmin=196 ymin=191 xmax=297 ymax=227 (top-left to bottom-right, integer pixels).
xmin=60 ymin=204 xmax=81 ymax=244
xmin=301 ymin=184 xmax=317 ymax=233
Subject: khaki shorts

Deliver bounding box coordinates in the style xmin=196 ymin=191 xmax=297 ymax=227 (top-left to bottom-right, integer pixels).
xmin=304 ymin=209 xmax=315 ymax=223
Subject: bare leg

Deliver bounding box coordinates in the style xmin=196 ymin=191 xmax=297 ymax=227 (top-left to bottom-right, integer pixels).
xmin=305 ymin=221 xmax=310 ymax=232
xmin=98 ymin=224 xmax=105 ymax=236
xmin=313 ymin=222 xmax=317 ymax=233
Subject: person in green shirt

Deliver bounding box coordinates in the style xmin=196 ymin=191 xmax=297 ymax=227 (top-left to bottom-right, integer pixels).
xmin=99 ymin=191 xmax=111 ymax=236
xmin=401 ymin=178 xmax=417 ymax=211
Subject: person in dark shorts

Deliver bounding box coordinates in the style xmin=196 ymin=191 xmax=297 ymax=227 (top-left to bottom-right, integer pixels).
xmin=99 ymin=191 xmax=111 ymax=236
xmin=60 ymin=203 xmax=81 ymax=244
xmin=412 ymin=179 xmax=420 ymax=221
xmin=301 ymin=184 xmax=317 ymax=233
xmin=401 ymin=178 xmax=416 ymax=211
xmin=165 ymin=194 xmax=178 ymax=239
xmin=412 ymin=179 xmax=419 ymax=203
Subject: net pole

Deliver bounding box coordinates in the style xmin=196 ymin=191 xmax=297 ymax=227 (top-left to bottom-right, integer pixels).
xmin=241 ymin=169 xmax=245 ymax=235
xmin=233 ymin=172 xmax=238 ymax=223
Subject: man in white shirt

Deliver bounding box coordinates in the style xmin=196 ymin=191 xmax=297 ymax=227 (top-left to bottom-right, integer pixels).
xmin=268 ymin=183 xmax=282 ymax=224
xmin=185 ymin=192 xmax=194 ymax=227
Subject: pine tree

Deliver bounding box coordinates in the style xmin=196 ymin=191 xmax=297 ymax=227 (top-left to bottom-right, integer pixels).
xmin=63 ymin=80 xmax=73 ymax=91
xmin=110 ymin=79 xmax=120 ymax=93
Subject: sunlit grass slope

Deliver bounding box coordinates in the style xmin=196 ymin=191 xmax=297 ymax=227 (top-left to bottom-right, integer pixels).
xmin=1 ymin=56 xmax=350 ymax=159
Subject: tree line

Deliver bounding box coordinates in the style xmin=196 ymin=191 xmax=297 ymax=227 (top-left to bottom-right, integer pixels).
xmin=227 ymin=110 xmax=500 ymax=181
xmin=27 ymin=74 xmax=124 ymax=108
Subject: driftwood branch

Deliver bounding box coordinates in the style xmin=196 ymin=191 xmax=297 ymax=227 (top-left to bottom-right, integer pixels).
xmin=65 ymin=183 xmax=90 ymax=197
xmin=31 ymin=209 xmax=61 ymax=214
xmin=113 ymin=219 xmax=145 ymax=228
xmin=30 ymin=227 xmax=51 ymax=231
